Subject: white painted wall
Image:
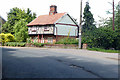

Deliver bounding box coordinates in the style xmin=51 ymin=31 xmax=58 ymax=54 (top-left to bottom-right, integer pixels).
xmin=28 ymin=26 xmax=54 ymax=35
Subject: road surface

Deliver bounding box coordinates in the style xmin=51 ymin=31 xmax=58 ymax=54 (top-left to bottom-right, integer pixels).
xmin=0 ymin=47 xmax=2 ymax=79
xmin=2 ymin=47 xmax=119 ymax=79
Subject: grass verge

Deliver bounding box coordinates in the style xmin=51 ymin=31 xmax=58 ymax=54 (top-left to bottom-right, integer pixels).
xmin=87 ymin=47 xmax=120 ymax=53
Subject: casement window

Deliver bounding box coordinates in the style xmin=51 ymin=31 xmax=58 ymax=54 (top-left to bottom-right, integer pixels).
xmin=44 ymin=27 xmax=49 ymax=31
xmin=48 ymin=37 xmax=53 ymax=43
xmin=32 ymin=27 xmax=37 ymax=32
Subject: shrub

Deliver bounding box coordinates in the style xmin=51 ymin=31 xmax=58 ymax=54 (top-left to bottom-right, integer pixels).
xmin=0 ymin=33 xmax=15 ymax=45
xmin=5 ymin=33 xmax=15 ymax=42
xmin=4 ymin=42 xmax=26 ymax=47
xmin=82 ymin=27 xmax=120 ymax=50
xmin=0 ymin=33 xmax=5 ymax=44
xmin=33 ymin=42 xmax=44 ymax=47
xmin=27 ymin=37 xmax=32 ymax=44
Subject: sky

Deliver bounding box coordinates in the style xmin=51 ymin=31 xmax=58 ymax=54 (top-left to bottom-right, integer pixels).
xmin=0 ymin=0 xmax=120 ymax=24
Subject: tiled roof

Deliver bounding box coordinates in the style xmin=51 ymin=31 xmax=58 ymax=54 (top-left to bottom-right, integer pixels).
xmin=27 ymin=13 xmax=66 ymax=26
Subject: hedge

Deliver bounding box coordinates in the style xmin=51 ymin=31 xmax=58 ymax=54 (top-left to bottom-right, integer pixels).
xmin=33 ymin=42 xmax=44 ymax=47
xmin=4 ymin=42 xmax=26 ymax=47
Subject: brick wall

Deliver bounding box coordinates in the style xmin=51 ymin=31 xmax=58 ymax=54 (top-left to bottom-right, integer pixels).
xmin=30 ymin=35 xmax=77 ymax=44
xmin=31 ymin=35 xmax=56 ymax=43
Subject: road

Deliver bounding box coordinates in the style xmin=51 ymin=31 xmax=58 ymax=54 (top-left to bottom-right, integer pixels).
xmin=2 ymin=47 xmax=119 ymax=79
xmin=0 ymin=47 xmax=2 ymax=79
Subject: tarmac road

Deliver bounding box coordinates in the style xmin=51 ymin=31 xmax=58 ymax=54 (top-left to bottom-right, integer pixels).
xmin=0 ymin=47 xmax=2 ymax=79
xmin=2 ymin=47 xmax=119 ymax=79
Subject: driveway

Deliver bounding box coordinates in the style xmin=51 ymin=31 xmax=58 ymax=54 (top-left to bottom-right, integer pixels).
xmin=2 ymin=47 xmax=119 ymax=79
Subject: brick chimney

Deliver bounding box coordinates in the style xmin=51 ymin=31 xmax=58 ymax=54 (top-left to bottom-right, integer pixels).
xmin=49 ymin=5 xmax=57 ymax=15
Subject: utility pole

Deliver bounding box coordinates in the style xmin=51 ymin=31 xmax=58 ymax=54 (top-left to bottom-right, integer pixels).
xmin=113 ymin=0 xmax=115 ymax=31
xmin=79 ymin=0 xmax=82 ymax=49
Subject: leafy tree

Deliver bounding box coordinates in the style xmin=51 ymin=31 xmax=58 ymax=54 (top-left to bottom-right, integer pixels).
xmin=2 ymin=7 xmax=36 ymax=34
xmin=82 ymin=2 xmax=96 ymax=32
xmin=82 ymin=3 xmax=120 ymax=50
xmin=14 ymin=19 xmax=28 ymax=42
xmin=105 ymin=5 xmax=120 ymax=30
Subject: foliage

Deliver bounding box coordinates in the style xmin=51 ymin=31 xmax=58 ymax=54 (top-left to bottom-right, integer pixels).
xmin=56 ymin=38 xmax=78 ymax=45
xmin=82 ymin=27 xmax=120 ymax=50
xmin=0 ymin=33 xmax=5 ymax=43
xmin=27 ymin=37 xmax=32 ymax=44
xmin=105 ymin=5 xmax=120 ymax=29
xmin=33 ymin=37 xmax=38 ymax=43
xmin=2 ymin=7 xmax=36 ymax=34
xmin=14 ymin=19 xmax=28 ymax=42
xmin=87 ymin=47 xmax=120 ymax=53
xmin=0 ymin=33 xmax=14 ymax=44
xmin=4 ymin=42 xmax=26 ymax=47
xmin=33 ymin=42 xmax=44 ymax=47
xmin=82 ymin=4 xmax=120 ymax=50
xmin=82 ymin=2 xmax=96 ymax=32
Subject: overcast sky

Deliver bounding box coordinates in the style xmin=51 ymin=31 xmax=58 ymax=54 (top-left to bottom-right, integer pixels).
xmin=0 ymin=0 xmax=120 ymax=24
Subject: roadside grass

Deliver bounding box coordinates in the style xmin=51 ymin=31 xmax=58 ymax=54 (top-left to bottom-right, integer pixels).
xmin=87 ymin=47 xmax=120 ymax=53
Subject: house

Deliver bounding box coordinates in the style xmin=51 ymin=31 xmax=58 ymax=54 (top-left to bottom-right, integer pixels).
xmin=0 ymin=16 xmax=6 ymax=33
xmin=27 ymin=5 xmax=79 ymax=44
xmin=0 ymin=16 xmax=6 ymax=27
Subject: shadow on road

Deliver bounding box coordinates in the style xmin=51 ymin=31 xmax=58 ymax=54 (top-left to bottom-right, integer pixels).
xmin=2 ymin=47 xmax=119 ymax=79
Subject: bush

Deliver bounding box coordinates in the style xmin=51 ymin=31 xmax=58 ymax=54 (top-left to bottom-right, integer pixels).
xmin=0 ymin=33 xmax=5 ymax=44
xmin=55 ymin=38 xmax=78 ymax=45
xmin=82 ymin=27 xmax=120 ymax=50
xmin=4 ymin=42 xmax=26 ymax=47
xmin=33 ymin=42 xmax=44 ymax=47
xmin=0 ymin=33 xmax=15 ymax=45
xmin=27 ymin=37 xmax=32 ymax=44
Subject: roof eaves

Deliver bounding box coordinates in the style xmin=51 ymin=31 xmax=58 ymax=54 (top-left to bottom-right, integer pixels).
xmin=54 ymin=12 xmax=66 ymax=24
xmin=67 ymin=14 xmax=79 ymax=26
xmin=27 ymin=23 xmax=54 ymax=26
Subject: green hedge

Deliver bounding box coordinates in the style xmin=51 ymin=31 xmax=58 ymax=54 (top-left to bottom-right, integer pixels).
xmin=4 ymin=42 xmax=26 ymax=47
xmin=82 ymin=28 xmax=120 ymax=50
xmin=33 ymin=42 xmax=44 ymax=47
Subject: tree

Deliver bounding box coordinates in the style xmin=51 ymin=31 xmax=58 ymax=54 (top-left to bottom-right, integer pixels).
xmin=14 ymin=19 xmax=28 ymax=42
xmin=82 ymin=2 xmax=96 ymax=32
xmin=82 ymin=3 xmax=120 ymax=50
xmin=106 ymin=4 xmax=120 ymax=30
xmin=2 ymin=7 xmax=36 ymax=34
